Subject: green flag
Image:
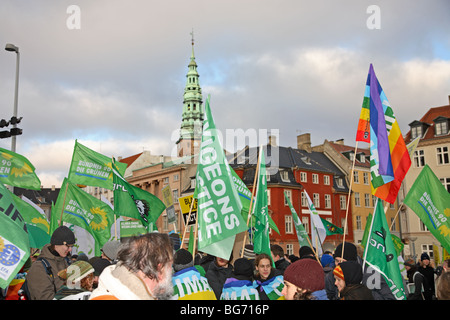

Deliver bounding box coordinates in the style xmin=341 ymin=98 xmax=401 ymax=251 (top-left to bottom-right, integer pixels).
xmin=113 ymin=167 xmax=166 ymax=231
xmin=404 ymin=164 xmax=450 ymax=253
xmin=0 ymin=147 xmax=41 ymax=190
xmin=11 ymin=193 xmax=50 ymax=249
xmin=363 ymin=198 xmax=406 ymax=300
xmin=195 ymin=96 xmax=247 ymax=260
xmin=231 ymin=168 xmax=279 ymax=235
xmin=54 ymin=178 xmax=114 ymax=256
xmin=0 ymin=182 xmax=30 ymax=289
xmin=285 ymin=191 xmax=311 ymax=248
xmin=68 ymin=140 xmax=127 ymax=190
xmin=252 ymin=148 xmax=271 ymax=258
xmin=320 ymin=217 xmax=344 ymax=236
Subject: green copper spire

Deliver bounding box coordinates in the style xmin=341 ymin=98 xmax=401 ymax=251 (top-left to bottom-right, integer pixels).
xmin=177 ymin=30 xmax=204 ymax=157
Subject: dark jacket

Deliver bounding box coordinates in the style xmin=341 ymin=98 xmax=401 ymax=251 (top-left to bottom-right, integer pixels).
xmin=340 ymin=284 xmax=374 ymax=300
xmin=25 ymin=244 xmax=70 ymax=300
xmin=274 ymin=258 xmax=290 ymax=275
xmin=205 ymin=260 xmax=233 ymax=299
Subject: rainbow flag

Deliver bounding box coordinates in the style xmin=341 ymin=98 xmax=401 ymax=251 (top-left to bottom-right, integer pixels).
xmin=356 ymin=64 xmax=411 ymax=203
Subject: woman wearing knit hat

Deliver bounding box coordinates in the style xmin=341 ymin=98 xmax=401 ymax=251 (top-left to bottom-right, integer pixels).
xmin=281 ymin=259 xmax=328 ymax=300
xmin=333 ymin=261 xmax=373 ymax=300
xmin=54 ymin=260 xmax=95 ymax=300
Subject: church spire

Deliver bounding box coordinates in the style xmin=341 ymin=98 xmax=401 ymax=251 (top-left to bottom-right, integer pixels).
xmin=176 ymin=30 xmax=204 ymax=158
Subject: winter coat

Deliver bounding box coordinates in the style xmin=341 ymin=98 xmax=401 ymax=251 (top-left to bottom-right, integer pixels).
xmin=25 ymin=244 xmax=70 ymax=300
xmin=205 ymin=260 xmax=233 ymax=299
xmin=274 ymin=258 xmax=290 ymax=275
xmin=89 ymin=264 xmax=155 ymax=300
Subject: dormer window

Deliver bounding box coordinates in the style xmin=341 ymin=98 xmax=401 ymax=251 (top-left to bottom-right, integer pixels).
xmin=281 ymin=170 xmax=289 ymax=182
xmin=434 ymin=116 xmax=449 ymax=136
xmin=411 ymin=126 xmax=423 ymax=139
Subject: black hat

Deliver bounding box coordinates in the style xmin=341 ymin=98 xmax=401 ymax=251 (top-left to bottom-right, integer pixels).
xmin=50 ymin=226 xmax=75 ymax=246
xmin=173 ymin=249 xmax=194 ymax=272
xmin=334 ymin=242 xmax=358 ymax=262
xmin=299 ymin=246 xmax=315 ymax=258
xmin=233 ymin=258 xmax=254 ymax=279
xmin=89 ymin=257 xmax=112 ymax=276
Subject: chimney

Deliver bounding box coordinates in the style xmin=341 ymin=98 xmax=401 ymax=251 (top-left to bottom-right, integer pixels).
xmin=268 ymin=135 xmax=277 ymax=146
xmin=297 ymin=133 xmax=311 ymax=153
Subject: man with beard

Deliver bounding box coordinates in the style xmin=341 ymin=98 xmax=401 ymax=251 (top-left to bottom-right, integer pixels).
xmin=90 ymin=233 xmax=174 ymax=300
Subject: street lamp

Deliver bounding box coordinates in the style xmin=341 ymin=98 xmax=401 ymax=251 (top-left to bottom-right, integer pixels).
xmin=5 ymin=43 xmax=20 ymax=153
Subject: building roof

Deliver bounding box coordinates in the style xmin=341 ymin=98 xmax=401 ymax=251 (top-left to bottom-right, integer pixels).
xmin=118 ymin=152 xmax=142 ymax=167
xmin=13 ymin=186 xmax=60 ymax=205
xmin=328 ymin=141 xmax=370 ymax=168
xmin=405 ymin=104 xmax=450 ymax=144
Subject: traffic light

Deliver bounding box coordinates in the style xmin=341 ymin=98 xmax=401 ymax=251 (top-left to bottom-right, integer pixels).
xmin=10 ymin=128 xmax=22 ymax=136
xmin=0 ymin=130 xmax=11 ymax=139
xmin=10 ymin=116 xmax=22 ymax=125
xmin=0 ymin=119 xmax=10 ymax=127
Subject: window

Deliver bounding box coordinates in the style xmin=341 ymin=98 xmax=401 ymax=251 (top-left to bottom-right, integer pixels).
xmin=190 ymin=178 xmax=196 ymax=190
xmin=353 ymin=171 xmax=359 ymax=183
xmin=437 ymin=146 xmax=449 ymax=165
xmin=301 ymin=192 xmax=307 ymax=207
xmin=173 ymin=174 xmax=179 ymax=182
xmin=163 ymin=177 xmax=169 ymax=185
xmin=421 ymin=244 xmax=434 ymax=260
xmin=312 ymin=174 xmax=319 ymax=184
xmin=440 ymin=177 xmax=450 ymax=192
xmin=390 ymin=217 xmax=397 ymax=231
xmin=372 ymin=195 xmax=377 ymax=207
xmin=286 ymin=244 xmax=294 ymax=256
xmin=356 ymin=216 xmax=362 ymax=230
xmin=360 ymin=154 xmax=366 ymax=163
xmin=340 ymin=195 xmax=347 ymax=210
xmin=324 ymin=194 xmax=331 ymax=208
xmin=313 ymin=193 xmax=320 ymax=208
xmin=285 ymin=215 xmax=293 ymax=234
xmin=411 ymin=126 xmax=423 ymax=139
xmin=419 ymin=218 xmax=429 ymax=231
xmin=435 ymin=121 xmax=448 ymax=136
xmin=281 ymin=170 xmax=289 ymax=182
xmin=324 ymin=175 xmax=330 ymax=185
xmin=364 ymin=193 xmax=371 ymax=207
xmin=284 ymin=189 xmax=292 ymax=206
xmin=363 ymin=172 xmax=369 ymax=185
xmin=267 ymin=189 xmax=271 ymax=205
xmin=300 ymin=172 xmax=307 ymax=182
xmin=302 ymin=217 xmax=310 ymax=234
xmin=172 ymin=189 xmax=179 ymax=202
xmin=414 ymin=150 xmax=425 ymax=168
xmin=354 ymin=192 xmax=360 ymax=207
xmin=336 ymin=178 xmax=344 ymax=188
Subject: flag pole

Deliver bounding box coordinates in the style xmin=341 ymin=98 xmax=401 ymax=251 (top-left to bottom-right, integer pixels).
xmin=389 ymin=202 xmax=402 ymax=231
xmin=59 ymin=181 xmax=69 ymax=226
xmin=362 ymin=197 xmax=378 ymax=271
xmin=241 ymin=146 xmax=261 ymax=258
xmin=341 ymin=141 xmax=359 ymax=259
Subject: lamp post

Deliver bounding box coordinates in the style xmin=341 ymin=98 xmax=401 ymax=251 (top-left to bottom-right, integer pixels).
xmin=5 ymin=43 xmax=20 ymax=153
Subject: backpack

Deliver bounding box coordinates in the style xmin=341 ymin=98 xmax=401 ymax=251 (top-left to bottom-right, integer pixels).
xmin=18 ymin=258 xmax=55 ymax=300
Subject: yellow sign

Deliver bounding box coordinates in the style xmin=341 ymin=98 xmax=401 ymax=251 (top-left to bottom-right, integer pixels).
xmin=178 ymin=195 xmax=197 ymax=214
xmin=161 ymin=185 xmax=174 ymax=207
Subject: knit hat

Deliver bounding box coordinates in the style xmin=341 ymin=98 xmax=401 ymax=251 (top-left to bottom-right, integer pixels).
xmin=321 ymin=254 xmax=334 ymax=268
xmin=283 ymin=259 xmax=325 ymax=292
xmin=333 ymin=261 xmax=362 ymax=285
xmin=299 ymin=246 xmax=315 ymax=258
xmin=58 ymin=260 xmax=94 ymax=283
xmin=89 ymin=257 xmax=111 ymax=276
xmin=240 ymin=244 xmax=256 ymax=260
xmin=404 ymin=258 xmax=416 ymax=267
xmin=420 ymin=253 xmax=430 ymax=261
xmin=101 ymin=240 xmax=120 ymax=261
xmin=233 ymin=258 xmax=254 ymax=278
xmin=173 ymin=249 xmax=194 ymax=272
xmin=50 ymin=226 xmax=75 ymax=246
xmin=333 ymin=242 xmax=358 ymax=262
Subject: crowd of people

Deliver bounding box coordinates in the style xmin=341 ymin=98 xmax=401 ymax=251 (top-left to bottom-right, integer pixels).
xmin=1 ymin=225 xmax=449 ymax=301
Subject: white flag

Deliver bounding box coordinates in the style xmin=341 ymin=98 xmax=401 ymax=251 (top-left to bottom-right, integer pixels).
xmin=304 ymin=190 xmax=326 ymax=255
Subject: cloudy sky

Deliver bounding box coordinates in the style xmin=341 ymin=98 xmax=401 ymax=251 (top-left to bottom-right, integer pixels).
xmin=1 ymin=0 xmax=449 ymax=188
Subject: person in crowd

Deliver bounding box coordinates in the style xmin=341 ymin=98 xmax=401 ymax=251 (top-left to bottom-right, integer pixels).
xmin=333 ymin=261 xmax=373 ymax=300
xmin=171 ymin=249 xmax=216 ymax=300
xmin=90 ymin=233 xmax=174 ymax=300
xmin=282 ymin=258 xmax=328 ymax=300
xmin=254 ymin=253 xmax=284 ymax=300
xmin=435 ymin=270 xmax=450 ymax=300
xmin=404 ymin=258 xmax=426 ymax=300
xmin=321 ymin=252 xmax=335 ymax=274
xmin=101 ymin=240 xmax=121 ymax=264
xmin=324 ymin=242 xmax=358 ymax=300
xmin=205 ymin=253 xmax=233 ymax=299
xmin=89 ymin=257 xmax=111 ymax=290
xmin=25 ymin=226 xmax=75 ymax=300
xmin=271 ymin=244 xmax=290 ymax=275
xmin=54 ymin=260 xmax=95 ymax=300
xmin=418 ymin=253 xmax=435 ymax=300
xmin=221 ymin=258 xmax=259 ymax=300
xmin=298 ymin=246 xmax=316 ymax=261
